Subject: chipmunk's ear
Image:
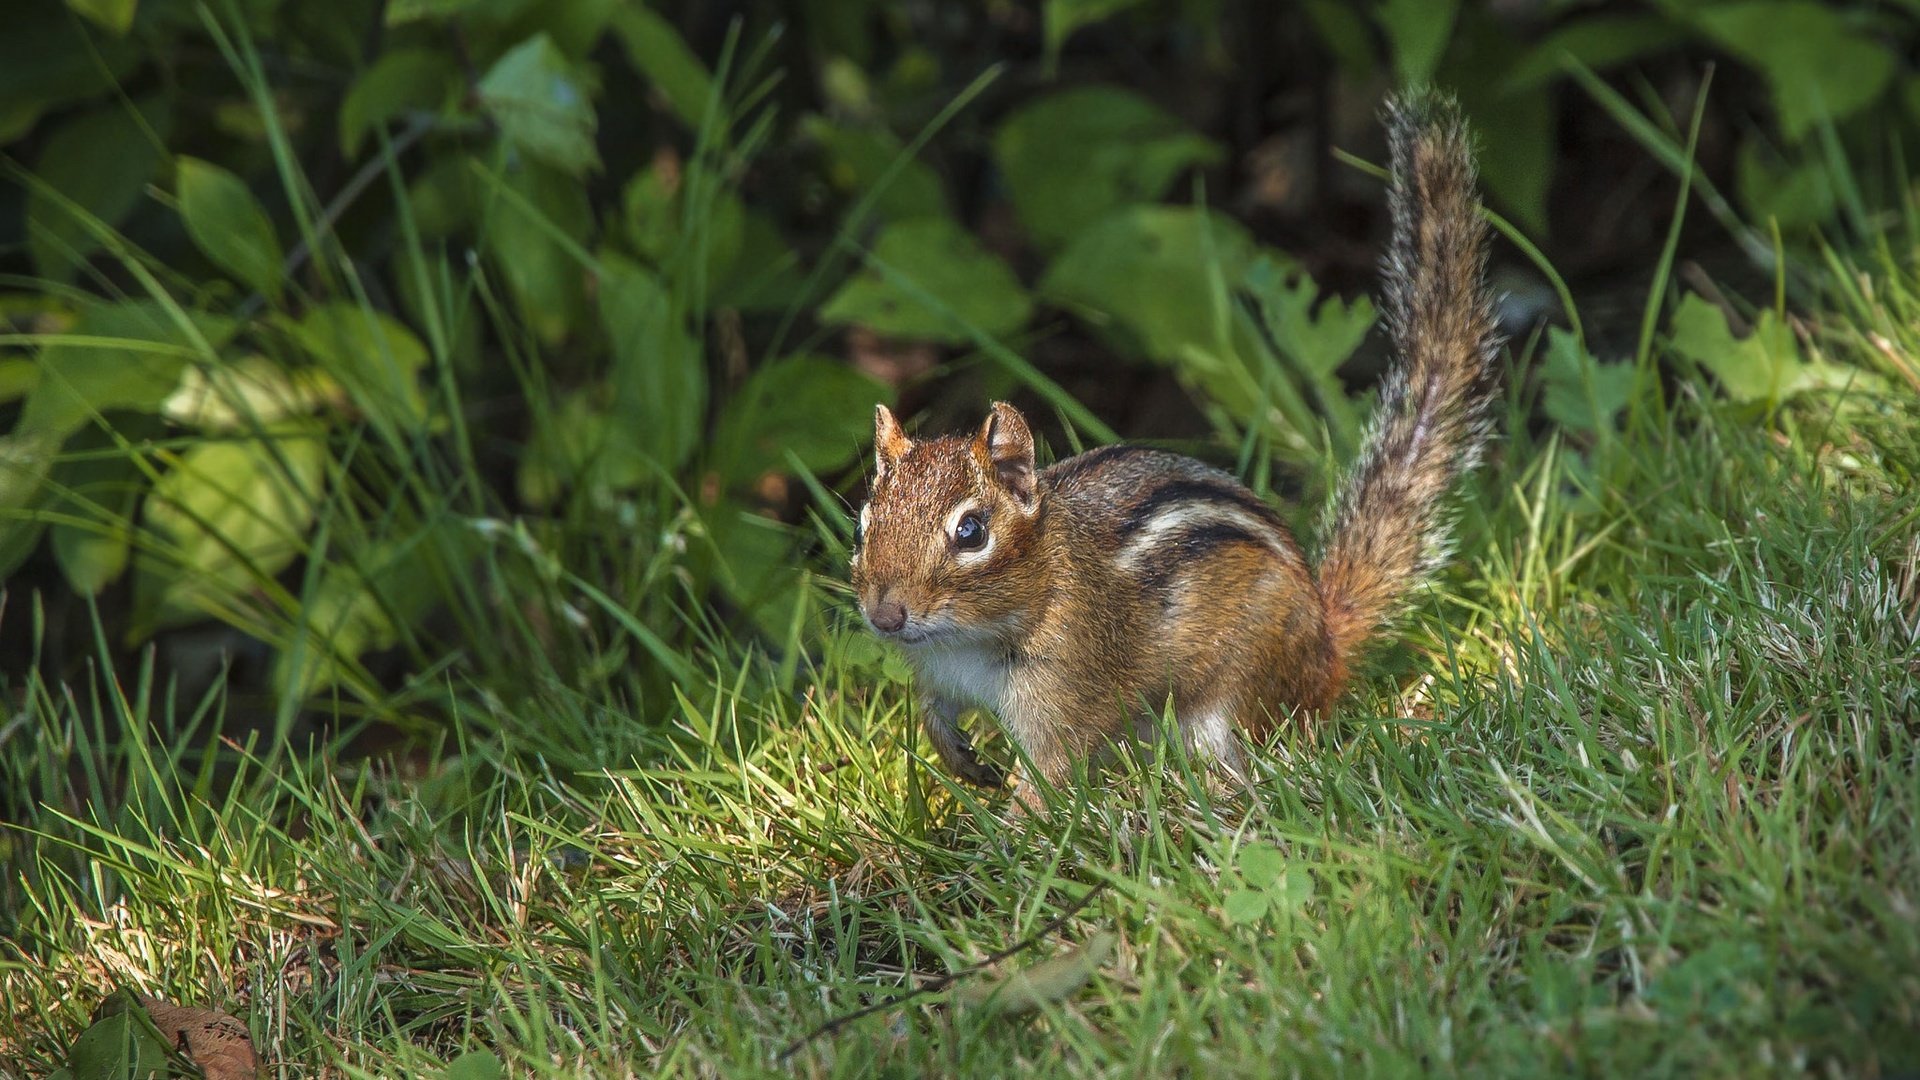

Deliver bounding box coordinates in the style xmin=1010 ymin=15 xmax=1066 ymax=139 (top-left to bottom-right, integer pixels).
xmin=975 ymin=401 xmax=1035 ymax=507
xmin=873 ymin=404 xmax=912 ymax=479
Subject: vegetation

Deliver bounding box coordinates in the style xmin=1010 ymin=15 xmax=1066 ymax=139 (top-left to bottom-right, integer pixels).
xmin=1 ymin=0 xmax=1916 ymax=1075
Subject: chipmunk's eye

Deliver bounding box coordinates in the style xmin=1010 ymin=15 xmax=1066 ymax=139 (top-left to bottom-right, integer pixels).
xmin=953 ymin=511 xmax=987 ymax=552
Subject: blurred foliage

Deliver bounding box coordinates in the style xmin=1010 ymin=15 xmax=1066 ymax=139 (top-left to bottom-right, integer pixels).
xmin=0 ymin=0 xmax=1913 ymax=722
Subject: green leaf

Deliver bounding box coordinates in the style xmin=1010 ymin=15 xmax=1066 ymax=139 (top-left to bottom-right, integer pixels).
xmin=714 ymin=355 xmax=886 ymax=486
xmin=442 ymin=1049 xmax=507 ymax=1080
xmin=1270 ymin=867 xmax=1314 ymax=910
xmin=288 ymin=303 xmax=430 ymax=435
xmin=600 ymin=254 xmax=705 ymax=472
xmin=516 ymin=386 xmax=650 ymax=507
xmin=339 ymin=47 xmax=461 ymax=157
xmin=1238 ymin=843 xmax=1289 ymax=891
xmin=161 ymin=355 xmax=343 ymax=432
xmin=1504 ymin=14 xmax=1685 ymax=92
xmin=63 ymin=0 xmax=138 ymax=35
xmin=49 ymin=433 xmax=145 ymax=596
xmin=1540 ymin=328 xmax=1635 ymax=435
xmin=609 ymin=5 xmax=716 ymax=129
xmin=621 ymin=163 xmax=746 ymax=283
xmin=177 ymin=157 xmax=286 ymax=302
xmin=1040 ymin=205 xmax=1256 ymax=367
xmin=1043 ymin=0 xmax=1148 ymax=65
xmin=994 ymin=86 xmax=1223 ymax=250
xmin=1678 ymin=1 xmax=1896 ymax=141
xmin=276 ymin=527 xmax=463 ymax=701
xmin=1242 ymin=256 xmax=1375 ymax=380
xmin=0 ymin=8 xmax=138 ymax=143
xmin=803 ymin=118 xmax=949 ymax=222
xmin=479 ymin=33 xmax=600 ymax=175
xmin=66 ymin=1002 xmax=173 ymax=1078
xmin=26 ymin=98 xmax=170 ymax=283
xmin=137 ymin=429 xmax=326 ymax=632
xmin=1735 ymin=139 xmax=1835 ymax=231
xmin=1666 ymin=294 xmax=1868 ymax=406
xmin=480 ymin=159 xmax=591 ymax=345
xmin=385 ymin=0 xmax=484 ymax=26
xmin=0 ymin=435 xmax=57 ymax=583
xmin=19 ymin=300 xmax=236 ymax=440
xmin=1377 ymin=0 xmax=1460 ymax=85
xmin=954 ymin=931 xmax=1118 ymax=1014
xmin=1446 ymin=13 xmax=1553 ymax=236
xmin=1222 ymin=888 xmax=1269 ymax=926
xmin=819 ymin=217 xmax=1032 ymax=345
xmin=0 ymin=360 xmax=40 ymax=404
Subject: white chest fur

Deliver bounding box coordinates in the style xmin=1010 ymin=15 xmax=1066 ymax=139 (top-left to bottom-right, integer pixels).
xmin=908 ymin=638 xmax=1013 ymax=713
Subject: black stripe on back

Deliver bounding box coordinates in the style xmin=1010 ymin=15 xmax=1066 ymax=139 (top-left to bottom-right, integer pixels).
xmin=1136 ymin=521 xmax=1271 ymax=605
xmin=1042 ymin=443 xmax=1142 ymax=487
xmin=1123 ymin=478 xmax=1288 ymax=535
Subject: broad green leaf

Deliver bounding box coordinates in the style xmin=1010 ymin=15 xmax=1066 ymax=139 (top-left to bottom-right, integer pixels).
xmin=19 ymin=300 xmax=235 ymax=439
xmin=1044 ymin=0 xmax=1148 ymax=65
xmin=621 ymin=163 xmax=746 ymax=283
xmin=288 ymin=304 xmax=430 ymax=435
xmin=705 ymin=507 xmax=809 ymax=641
xmin=1303 ymin=0 xmax=1379 ymax=76
xmin=609 ymin=5 xmax=716 ymax=129
xmin=819 ymin=217 xmax=1032 ymax=345
xmin=0 ymin=360 xmax=38 ymax=404
xmin=0 ymin=9 xmax=138 ymax=142
xmin=1735 ymin=139 xmax=1835 ymax=231
xmin=27 ymin=98 xmax=170 ymax=283
xmin=600 ymin=254 xmax=704 ymax=472
xmin=1222 ymin=888 xmax=1269 ymax=926
xmin=275 ymin=532 xmax=451 ymax=700
xmin=177 ymin=157 xmax=285 ymax=301
xmin=0 ymin=435 xmax=57 ymax=582
xmin=162 ymin=355 xmax=344 ymax=431
xmin=478 ymin=34 xmax=600 ymax=175
xmin=994 ymin=86 xmax=1222 ymax=250
xmin=137 ymin=429 xmax=326 ymax=631
xmin=1378 ymin=0 xmax=1460 ymax=85
xmin=408 ymin=152 xmax=486 ymax=237
xmin=1504 ymin=14 xmax=1685 ymax=92
xmin=1540 ymin=328 xmax=1634 ymax=434
xmin=480 ymin=159 xmax=591 ymax=346
xmin=515 ymin=385 xmax=650 ymax=508
xmin=713 ymin=355 xmax=887 ymax=485
xmin=63 ymin=0 xmax=138 ymax=35
xmin=1446 ymin=13 xmax=1553 ymax=235
xmin=1678 ymin=1 xmax=1895 ymax=141
xmin=49 ymin=432 xmax=145 ymax=596
xmin=803 ymin=118 xmax=948 ymax=222
xmin=442 ymin=1049 xmax=508 ymax=1080
xmin=339 ymin=47 xmax=461 ymax=157
xmin=66 ymin=1002 xmax=172 ymax=1078
xmin=1270 ymin=867 xmax=1314 ymax=910
xmin=1238 ymin=844 xmax=1290 ymax=891
xmin=385 ymin=0 xmax=485 ymax=26
xmin=1040 ymin=205 xmax=1256 ymax=367
xmin=1242 ymin=256 xmax=1375 ymax=380
xmin=1667 ymin=294 xmax=1868 ymax=406
xmin=953 ymin=931 xmax=1118 ymax=1014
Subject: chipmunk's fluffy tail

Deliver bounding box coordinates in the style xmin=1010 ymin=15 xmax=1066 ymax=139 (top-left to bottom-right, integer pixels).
xmin=1317 ymin=92 xmax=1502 ymax=680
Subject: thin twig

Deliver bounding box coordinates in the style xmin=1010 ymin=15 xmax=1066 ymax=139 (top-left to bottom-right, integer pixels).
xmin=776 ymin=878 xmax=1112 ymax=1062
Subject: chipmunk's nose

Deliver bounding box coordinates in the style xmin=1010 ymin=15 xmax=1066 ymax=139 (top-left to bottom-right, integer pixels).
xmin=868 ymin=599 xmax=908 ymax=633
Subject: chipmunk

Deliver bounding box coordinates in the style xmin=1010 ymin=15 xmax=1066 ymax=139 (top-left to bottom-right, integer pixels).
xmin=849 ymin=92 xmax=1502 ymax=806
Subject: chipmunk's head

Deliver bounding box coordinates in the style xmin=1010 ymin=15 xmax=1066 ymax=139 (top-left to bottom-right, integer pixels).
xmin=850 ymin=402 xmax=1045 ymax=646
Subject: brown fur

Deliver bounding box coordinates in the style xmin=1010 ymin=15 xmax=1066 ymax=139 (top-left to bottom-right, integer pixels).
xmin=850 ymin=93 xmax=1500 ymax=804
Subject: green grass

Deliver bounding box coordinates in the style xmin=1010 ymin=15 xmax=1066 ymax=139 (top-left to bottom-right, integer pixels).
xmin=3 ymin=306 xmax=1916 ymax=1076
